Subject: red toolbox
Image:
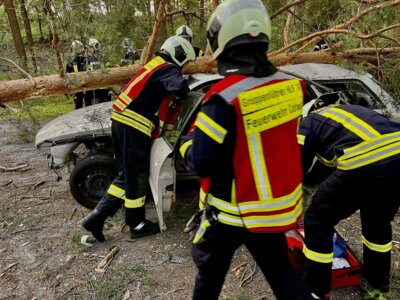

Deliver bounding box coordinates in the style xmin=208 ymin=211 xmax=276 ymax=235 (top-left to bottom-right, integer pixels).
xmin=285 ymin=226 xmax=362 ymax=289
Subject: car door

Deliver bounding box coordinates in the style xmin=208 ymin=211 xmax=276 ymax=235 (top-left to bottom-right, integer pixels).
xmin=149 ymin=92 xmax=206 ymax=230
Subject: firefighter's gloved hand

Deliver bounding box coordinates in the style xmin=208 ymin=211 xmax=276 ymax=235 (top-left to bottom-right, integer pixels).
xmin=184 ymin=210 xmax=202 ymax=242
xmin=192 ymin=206 xmax=218 ymax=245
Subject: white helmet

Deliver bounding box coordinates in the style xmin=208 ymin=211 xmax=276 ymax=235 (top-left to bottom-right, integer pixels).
xmin=175 ymin=25 xmax=193 ymax=41
xmin=302 ymin=99 xmax=317 ymax=118
xmin=302 ymin=93 xmax=343 ymax=118
xmin=121 ymin=37 xmax=135 ymax=49
xmin=160 ymin=36 xmax=195 ymax=67
xmin=207 ymin=0 xmax=272 ymax=59
xmin=87 ymin=38 xmax=100 ymax=51
xmin=71 ymin=40 xmax=84 ymax=54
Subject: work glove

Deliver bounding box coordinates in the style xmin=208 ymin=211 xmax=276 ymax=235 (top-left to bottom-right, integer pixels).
xmin=184 ymin=206 xmax=218 ymax=245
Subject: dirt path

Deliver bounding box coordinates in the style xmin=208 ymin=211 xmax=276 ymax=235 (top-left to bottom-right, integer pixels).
xmin=1 ymin=121 xmax=399 ymax=300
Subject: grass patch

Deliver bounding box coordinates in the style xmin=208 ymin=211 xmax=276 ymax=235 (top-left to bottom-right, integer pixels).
xmin=93 ymin=262 xmax=155 ymax=299
xmin=0 ymin=96 xmax=73 ymax=122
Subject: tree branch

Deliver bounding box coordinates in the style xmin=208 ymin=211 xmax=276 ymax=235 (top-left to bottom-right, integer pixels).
xmin=271 ymin=0 xmax=400 ymax=55
xmin=166 ymin=9 xmax=207 ymax=23
xmin=270 ymin=0 xmax=306 ymax=19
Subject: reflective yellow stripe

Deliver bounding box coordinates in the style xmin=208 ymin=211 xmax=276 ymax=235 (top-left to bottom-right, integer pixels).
xmin=231 ymin=179 xmax=236 ymax=205
xmin=107 ymin=184 xmax=125 ymax=200
xmin=195 ymin=112 xmax=227 ymax=144
xmin=297 ymin=134 xmax=305 ymax=145
xmin=241 ymin=198 xmax=302 ymax=229
xmin=119 ymin=92 xmax=132 ymax=104
xmin=122 ymin=108 xmax=153 ymax=128
xmin=248 ymin=133 xmax=272 ymax=200
xmin=320 ymin=108 xmax=380 ymax=140
xmin=218 ymin=212 xmax=244 ymax=227
xmin=343 ymin=132 xmax=400 ymax=158
xmin=207 ymin=194 xmax=240 ymax=215
xmin=124 ymin=56 xmax=165 ymax=95
xmin=111 ymin=111 xmax=152 ymax=136
xmin=144 ymin=56 xmax=165 ymax=70
xmin=114 ymin=100 xmax=126 ymax=111
xmin=238 ymin=184 xmax=302 ymax=213
xmin=362 ymin=236 xmax=392 ymax=253
xmin=338 ymin=141 xmax=400 ymax=170
xmin=125 ymin=195 xmax=146 ymax=208
xmin=73 ymin=64 xmax=79 ymax=73
xmin=303 ymin=244 xmax=334 ymax=264
xmin=179 ymin=140 xmax=192 ymax=158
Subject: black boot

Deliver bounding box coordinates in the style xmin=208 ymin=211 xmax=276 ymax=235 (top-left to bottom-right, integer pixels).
xmin=80 ymin=210 xmax=106 ymax=242
xmin=130 ymin=219 xmax=160 ymax=239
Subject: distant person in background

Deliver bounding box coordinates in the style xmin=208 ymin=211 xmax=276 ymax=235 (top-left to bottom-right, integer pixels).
xmin=120 ymin=37 xmax=140 ymax=66
xmin=314 ymin=38 xmax=336 ymax=51
xmin=66 ymin=40 xmax=93 ymax=109
xmin=86 ymin=38 xmax=111 ymax=104
xmin=175 ymin=25 xmax=204 ymax=58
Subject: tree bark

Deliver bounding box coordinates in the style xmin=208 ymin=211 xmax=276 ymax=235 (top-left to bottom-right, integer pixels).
xmin=2 ymin=48 xmax=399 ymax=105
xmin=4 ymin=0 xmax=27 ymax=70
xmin=19 ymin=0 xmax=37 ymax=73
xmin=141 ymin=0 xmax=166 ymax=64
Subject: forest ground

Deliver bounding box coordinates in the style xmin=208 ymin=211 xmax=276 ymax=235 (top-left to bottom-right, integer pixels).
xmin=1 ymin=120 xmax=400 ymax=300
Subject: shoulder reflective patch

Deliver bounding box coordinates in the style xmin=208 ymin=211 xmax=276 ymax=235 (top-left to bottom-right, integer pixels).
xmin=238 ymin=79 xmax=303 ymax=135
xmin=195 ymin=112 xmax=227 ymax=144
xmin=144 ymin=56 xmax=165 ymax=71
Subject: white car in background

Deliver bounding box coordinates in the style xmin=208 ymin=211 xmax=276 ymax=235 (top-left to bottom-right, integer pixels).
xmin=35 ymin=64 xmax=399 ymax=230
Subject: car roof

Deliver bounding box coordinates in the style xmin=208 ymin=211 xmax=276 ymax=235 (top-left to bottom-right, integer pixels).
xmin=279 ymin=63 xmax=367 ymax=81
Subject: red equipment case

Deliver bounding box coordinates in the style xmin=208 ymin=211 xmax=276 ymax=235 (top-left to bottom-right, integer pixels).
xmin=285 ymin=226 xmax=362 ymax=289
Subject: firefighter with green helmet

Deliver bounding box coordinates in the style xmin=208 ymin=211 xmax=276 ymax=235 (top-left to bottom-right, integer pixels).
xmin=175 ymin=25 xmax=203 ymax=58
xmin=179 ymin=0 xmax=313 ymax=299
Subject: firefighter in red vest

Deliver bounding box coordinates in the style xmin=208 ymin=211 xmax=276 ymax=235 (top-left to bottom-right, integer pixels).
xmin=179 ymin=1 xmax=313 ymax=299
xmin=298 ymin=97 xmax=400 ymax=299
xmin=80 ymin=36 xmax=195 ymax=242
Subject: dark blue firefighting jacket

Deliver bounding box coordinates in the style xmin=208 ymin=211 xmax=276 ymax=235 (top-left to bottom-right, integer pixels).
xmin=298 ymin=104 xmax=400 ymax=174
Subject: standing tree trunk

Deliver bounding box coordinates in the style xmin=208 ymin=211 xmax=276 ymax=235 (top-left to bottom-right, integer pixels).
xmin=142 ymin=0 xmax=166 ymax=64
xmin=43 ymin=0 xmax=64 ymax=77
xmin=19 ymin=0 xmax=37 ymax=73
xmin=4 ymin=0 xmax=28 ymax=70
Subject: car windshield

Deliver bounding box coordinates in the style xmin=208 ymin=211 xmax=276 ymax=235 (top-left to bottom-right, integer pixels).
xmin=161 ymin=92 xmax=205 ymax=148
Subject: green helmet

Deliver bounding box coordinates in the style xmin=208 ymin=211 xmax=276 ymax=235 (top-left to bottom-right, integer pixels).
xmin=71 ymin=40 xmax=84 ymax=54
xmin=207 ymin=0 xmax=271 ymax=59
xmin=160 ymin=36 xmax=195 ymax=67
xmin=175 ymin=25 xmax=193 ymax=41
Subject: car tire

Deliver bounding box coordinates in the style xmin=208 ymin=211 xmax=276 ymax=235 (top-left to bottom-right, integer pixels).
xmin=69 ymin=154 xmax=116 ymax=209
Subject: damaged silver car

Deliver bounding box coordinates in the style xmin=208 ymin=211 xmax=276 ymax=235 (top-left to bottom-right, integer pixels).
xmin=35 ymin=64 xmax=399 ymax=230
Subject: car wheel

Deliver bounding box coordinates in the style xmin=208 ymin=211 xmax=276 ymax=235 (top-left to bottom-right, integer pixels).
xmin=69 ymin=154 xmax=116 ymax=209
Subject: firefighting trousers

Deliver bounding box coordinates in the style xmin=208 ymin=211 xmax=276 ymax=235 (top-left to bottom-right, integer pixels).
xmin=192 ymin=223 xmax=313 ymax=300
xmin=95 ymin=122 xmax=151 ymax=227
xmin=73 ymin=91 xmax=93 ymax=109
xmin=304 ymin=162 xmax=400 ymax=296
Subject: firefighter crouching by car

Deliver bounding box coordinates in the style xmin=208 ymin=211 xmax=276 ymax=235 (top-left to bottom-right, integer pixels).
xmin=179 ymin=1 xmax=313 ymax=299
xmin=298 ymin=97 xmax=400 ymax=299
xmin=80 ymin=36 xmax=195 ymax=242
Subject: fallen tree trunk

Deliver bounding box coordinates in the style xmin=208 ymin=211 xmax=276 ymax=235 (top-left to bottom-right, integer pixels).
xmin=1 ymin=48 xmax=399 ymax=104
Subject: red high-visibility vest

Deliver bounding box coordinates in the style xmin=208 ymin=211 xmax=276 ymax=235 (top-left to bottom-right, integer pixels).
xmin=200 ymin=73 xmax=306 ymax=233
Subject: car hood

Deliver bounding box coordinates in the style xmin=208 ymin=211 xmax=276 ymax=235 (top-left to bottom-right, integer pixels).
xmin=35 ymin=102 xmax=113 ymax=147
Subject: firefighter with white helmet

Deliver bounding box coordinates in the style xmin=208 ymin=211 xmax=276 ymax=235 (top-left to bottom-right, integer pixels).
xmin=120 ymin=37 xmax=140 ymax=66
xmin=179 ymin=0 xmax=313 ymax=299
xmin=175 ymin=24 xmax=203 ymax=57
xmin=81 ymin=35 xmax=195 ymax=241
xmin=298 ymin=96 xmax=400 ymax=299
